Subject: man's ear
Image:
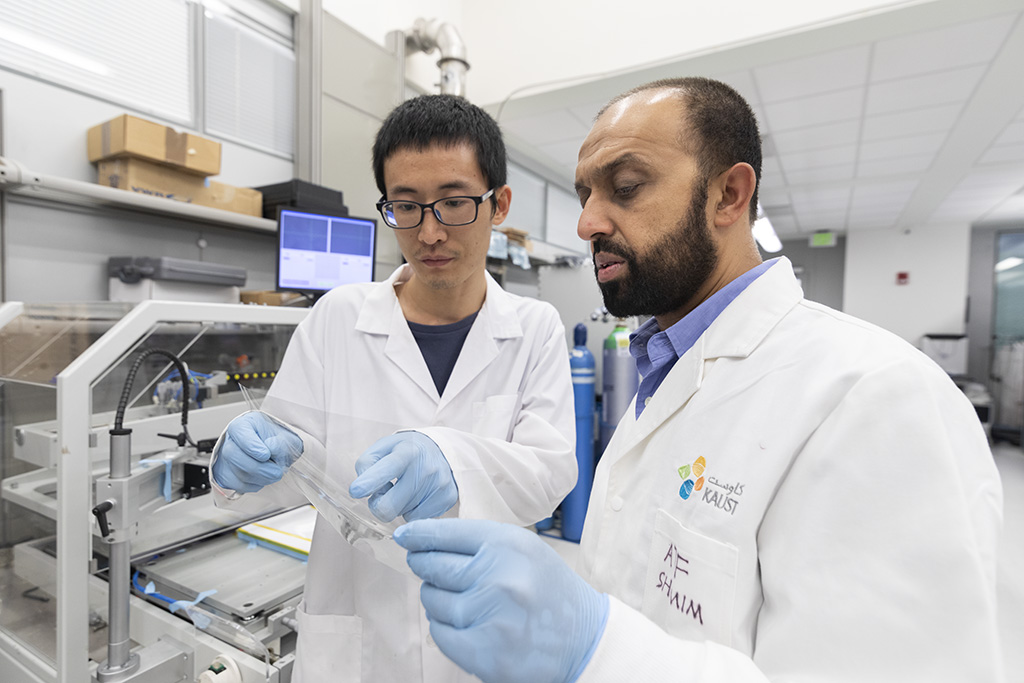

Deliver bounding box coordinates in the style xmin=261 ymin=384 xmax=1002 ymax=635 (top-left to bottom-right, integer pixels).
xmin=711 ymin=163 xmax=757 ymax=229
xmin=490 ymin=185 xmax=512 ymax=226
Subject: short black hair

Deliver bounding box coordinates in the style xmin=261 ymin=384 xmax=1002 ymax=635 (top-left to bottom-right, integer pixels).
xmin=372 ymin=94 xmax=507 ymax=197
xmin=599 ymin=77 xmax=762 ymax=223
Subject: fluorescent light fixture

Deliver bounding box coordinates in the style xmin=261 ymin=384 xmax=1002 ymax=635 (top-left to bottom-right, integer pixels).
xmin=0 ymin=24 xmax=111 ymax=77
xmin=995 ymin=256 xmax=1023 ymax=272
xmin=752 ymin=203 xmax=783 ymax=253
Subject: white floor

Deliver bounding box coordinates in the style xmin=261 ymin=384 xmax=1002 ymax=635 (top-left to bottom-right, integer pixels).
xmin=542 ymin=444 xmax=1024 ymax=676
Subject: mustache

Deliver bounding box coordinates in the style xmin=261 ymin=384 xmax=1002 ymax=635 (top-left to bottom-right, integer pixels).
xmin=592 ymin=236 xmax=635 ymax=263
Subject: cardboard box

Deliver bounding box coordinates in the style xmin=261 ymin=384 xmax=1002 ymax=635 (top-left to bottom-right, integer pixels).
xmin=98 ymin=157 xmax=209 ymax=203
xmin=204 ymin=181 xmax=263 ymax=217
xmin=88 ymin=114 xmax=221 ymax=176
xmin=97 ymin=158 xmax=263 ymax=216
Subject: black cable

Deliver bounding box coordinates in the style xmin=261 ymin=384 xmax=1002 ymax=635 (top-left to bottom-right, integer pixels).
xmin=113 ymin=348 xmax=195 ymax=447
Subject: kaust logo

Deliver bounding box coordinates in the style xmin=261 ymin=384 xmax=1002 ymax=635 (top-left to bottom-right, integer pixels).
xmin=677 ymin=456 xmax=706 ymax=500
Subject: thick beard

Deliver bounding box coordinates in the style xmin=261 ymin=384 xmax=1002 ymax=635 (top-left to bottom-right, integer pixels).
xmin=594 ymin=181 xmax=718 ymax=318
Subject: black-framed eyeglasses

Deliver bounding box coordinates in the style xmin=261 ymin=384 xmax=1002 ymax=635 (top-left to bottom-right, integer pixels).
xmin=376 ymin=189 xmax=496 ymax=229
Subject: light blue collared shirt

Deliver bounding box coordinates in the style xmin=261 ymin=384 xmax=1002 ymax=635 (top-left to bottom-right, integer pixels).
xmin=630 ymin=259 xmax=779 ymax=418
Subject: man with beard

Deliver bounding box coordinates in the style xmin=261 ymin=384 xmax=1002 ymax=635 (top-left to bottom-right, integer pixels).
xmin=392 ymin=78 xmax=1004 ymax=683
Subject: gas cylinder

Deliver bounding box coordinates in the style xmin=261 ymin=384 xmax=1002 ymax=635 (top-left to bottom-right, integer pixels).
xmin=562 ymin=323 xmax=596 ymax=542
xmin=600 ymin=320 xmax=639 ymax=454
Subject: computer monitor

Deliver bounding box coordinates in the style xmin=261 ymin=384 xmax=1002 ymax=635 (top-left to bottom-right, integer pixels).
xmin=276 ymin=207 xmax=376 ymax=293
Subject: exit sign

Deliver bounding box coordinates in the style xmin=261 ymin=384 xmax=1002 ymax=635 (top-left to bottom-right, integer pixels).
xmin=809 ymin=232 xmax=836 ymax=248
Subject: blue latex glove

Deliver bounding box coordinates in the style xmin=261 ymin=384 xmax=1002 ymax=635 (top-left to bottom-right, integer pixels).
xmin=394 ymin=518 xmax=610 ymax=683
xmin=212 ymin=412 xmax=303 ymax=493
xmin=349 ymin=431 xmax=458 ymax=523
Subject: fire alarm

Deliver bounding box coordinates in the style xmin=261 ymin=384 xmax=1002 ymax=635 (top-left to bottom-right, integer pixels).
xmin=896 ymin=272 xmax=909 ymax=285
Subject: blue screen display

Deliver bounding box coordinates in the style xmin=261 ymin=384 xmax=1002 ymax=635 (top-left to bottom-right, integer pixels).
xmin=277 ymin=209 xmax=376 ymax=292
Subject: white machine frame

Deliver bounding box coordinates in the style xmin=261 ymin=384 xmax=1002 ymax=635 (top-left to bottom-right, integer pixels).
xmin=0 ymin=300 xmax=308 ymax=683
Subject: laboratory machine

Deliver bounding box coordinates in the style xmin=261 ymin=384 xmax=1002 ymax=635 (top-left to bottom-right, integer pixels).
xmin=0 ymin=300 xmax=310 ymax=683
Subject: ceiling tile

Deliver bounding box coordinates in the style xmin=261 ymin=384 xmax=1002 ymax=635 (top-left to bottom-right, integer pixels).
xmin=767 ymin=213 xmax=800 ymax=236
xmin=771 ymin=120 xmax=861 ymax=155
xmin=715 ymin=69 xmax=761 ymax=106
xmin=857 ymin=154 xmax=934 ymax=178
xmin=979 ymin=143 xmax=1024 ymax=165
xmin=851 ymin=181 xmax=918 ymax=211
xmin=847 ymin=215 xmax=898 ymax=230
xmin=780 ymin=145 xmax=857 ymax=173
xmin=791 ymin=187 xmax=851 ymax=213
xmin=859 ymin=132 xmax=946 ymax=162
xmin=861 ymin=103 xmax=963 ymax=142
xmin=763 ymin=88 xmax=864 ymax=132
xmin=865 ymin=65 xmax=985 ymax=116
xmin=983 ymin=194 xmax=1024 ymax=222
xmin=537 ymin=138 xmax=585 ymax=169
xmin=870 ymin=15 xmax=1013 ymax=82
xmin=795 ymin=211 xmax=847 ymax=232
xmin=997 ymin=121 xmax=1024 ymax=146
xmin=784 ymin=164 xmax=856 ymax=185
xmin=568 ymin=100 xmax=605 ymax=127
xmin=502 ymin=109 xmax=591 ymax=146
xmin=754 ymin=45 xmax=870 ymax=103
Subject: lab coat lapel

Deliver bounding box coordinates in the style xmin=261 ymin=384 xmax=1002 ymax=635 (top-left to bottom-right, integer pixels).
xmin=602 ymin=257 xmax=804 ymax=465
xmin=355 ymin=265 xmax=440 ymax=402
xmin=437 ymin=272 xmax=523 ymax=411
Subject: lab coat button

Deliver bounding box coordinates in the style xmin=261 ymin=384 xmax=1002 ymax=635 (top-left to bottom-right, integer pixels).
xmin=426 ymin=633 xmax=436 ymax=648
xmin=644 ymin=396 xmax=651 ymax=406
xmin=610 ymin=496 xmax=624 ymax=511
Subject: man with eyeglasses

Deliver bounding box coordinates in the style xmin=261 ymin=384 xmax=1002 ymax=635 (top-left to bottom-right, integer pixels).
xmin=210 ymin=95 xmax=576 ymax=682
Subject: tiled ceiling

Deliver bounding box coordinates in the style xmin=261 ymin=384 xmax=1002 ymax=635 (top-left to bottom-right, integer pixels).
xmin=491 ymin=3 xmax=1024 ymax=239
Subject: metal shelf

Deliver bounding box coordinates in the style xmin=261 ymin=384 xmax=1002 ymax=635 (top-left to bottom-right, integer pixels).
xmin=0 ymin=156 xmax=276 ymax=234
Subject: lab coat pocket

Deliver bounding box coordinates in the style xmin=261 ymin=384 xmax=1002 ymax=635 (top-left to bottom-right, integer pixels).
xmin=471 ymin=393 xmax=520 ymax=440
xmin=293 ymin=601 xmax=362 ymax=682
xmin=640 ymin=509 xmax=738 ymax=647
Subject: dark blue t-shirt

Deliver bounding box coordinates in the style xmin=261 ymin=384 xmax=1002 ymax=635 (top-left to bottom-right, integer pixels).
xmin=407 ymin=312 xmax=479 ymax=396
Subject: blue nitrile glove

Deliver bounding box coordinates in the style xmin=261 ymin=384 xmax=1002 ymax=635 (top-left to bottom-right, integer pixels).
xmin=394 ymin=518 xmax=610 ymax=683
xmin=212 ymin=412 xmax=303 ymax=493
xmin=349 ymin=431 xmax=458 ymax=522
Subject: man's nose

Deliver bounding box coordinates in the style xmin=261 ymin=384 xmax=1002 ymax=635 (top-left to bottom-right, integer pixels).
xmin=418 ymin=209 xmax=448 ymax=244
xmin=578 ymin=199 xmax=613 ymax=242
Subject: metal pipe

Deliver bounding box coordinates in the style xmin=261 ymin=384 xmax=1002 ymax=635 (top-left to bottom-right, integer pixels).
xmin=105 ymin=541 xmax=133 ymax=668
xmin=96 ymin=430 xmax=139 ymax=681
xmin=405 ymin=18 xmax=470 ymax=97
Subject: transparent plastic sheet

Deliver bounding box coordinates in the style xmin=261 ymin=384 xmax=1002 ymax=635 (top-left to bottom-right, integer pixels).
xmin=173 ymin=602 xmax=272 ymax=681
xmin=236 ymin=385 xmax=410 ymax=573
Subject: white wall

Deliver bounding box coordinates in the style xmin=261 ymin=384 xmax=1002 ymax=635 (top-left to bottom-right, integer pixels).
xmin=843 ymin=223 xmax=971 ymax=345
xmin=322 ymin=0 xmax=464 ymax=96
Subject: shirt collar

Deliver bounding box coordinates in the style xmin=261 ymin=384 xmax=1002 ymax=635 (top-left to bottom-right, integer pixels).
xmin=630 ymin=259 xmax=779 ymax=375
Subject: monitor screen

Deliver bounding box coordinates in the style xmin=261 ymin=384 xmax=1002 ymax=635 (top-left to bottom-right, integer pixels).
xmin=277 ymin=208 xmax=376 ymax=293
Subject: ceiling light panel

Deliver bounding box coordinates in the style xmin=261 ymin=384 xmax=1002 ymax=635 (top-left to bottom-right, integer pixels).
xmin=753 ymin=45 xmax=870 ymax=103
xmin=763 ymin=87 xmax=864 ymax=132
xmin=865 ymin=65 xmax=985 ymax=116
xmin=861 ymin=103 xmax=963 ymax=142
xmin=870 ymin=15 xmax=1013 ymax=82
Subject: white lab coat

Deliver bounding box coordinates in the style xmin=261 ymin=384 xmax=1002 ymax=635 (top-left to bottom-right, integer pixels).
xmin=215 ymin=265 xmax=576 ymax=682
xmin=575 ymin=257 xmax=1003 ymax=682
